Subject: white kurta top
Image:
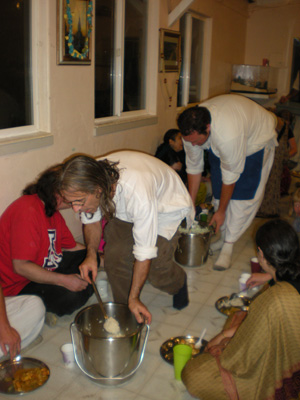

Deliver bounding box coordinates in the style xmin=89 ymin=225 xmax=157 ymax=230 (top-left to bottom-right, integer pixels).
xmin=183 ymin=94 xmax=277 ymax=185
xmin=80 ymin=151 xmax=195 ymax=261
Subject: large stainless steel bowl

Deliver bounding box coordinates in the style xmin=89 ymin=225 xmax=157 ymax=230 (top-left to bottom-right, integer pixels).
xmin=71 ymin=303 xmax=150 ymax=386
xmin=175 ymin=221 xmax=213 ymax=267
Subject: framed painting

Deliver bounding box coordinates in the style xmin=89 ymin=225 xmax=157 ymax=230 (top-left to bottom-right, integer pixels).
xmin=57 ymin=0 xmax=93 ymax=65
xmin=159 ymin=29 xmax=181 ymax=73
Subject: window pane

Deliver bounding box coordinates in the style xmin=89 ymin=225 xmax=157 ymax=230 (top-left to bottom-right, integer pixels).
xmin=95 ymin=0 xmax=114 ymax=118
xmin=189 ymin=18 xmax=204 ymax=104
xmin=177 ymin=17 xmax=186 ymax=107
xmin=0 ymin=1 xmax=32 ymax=129
xmin=177 ymin=15 xmax=204 ymax=106
xmin=123 ymin=0 xmax=147 ymax=111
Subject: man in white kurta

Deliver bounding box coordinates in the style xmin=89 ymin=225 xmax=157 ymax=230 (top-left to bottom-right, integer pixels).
xmin=60 ymin=151 xmax=195 ymax=323
xmin=178 ymin=94 xmax=277 ymax=270
xmin=0 ymin=285 xmax=45 ymax=359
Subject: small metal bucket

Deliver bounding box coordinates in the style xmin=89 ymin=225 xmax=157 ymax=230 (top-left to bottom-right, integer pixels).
xmin=71 ymin=303 xmax=150 ymax=386
xmin=175 ymin=221 xmax=213 ymax=267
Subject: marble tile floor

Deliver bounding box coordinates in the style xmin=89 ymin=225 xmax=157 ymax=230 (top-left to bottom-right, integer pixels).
xmin=1 ymin=205 xmax=292 ymax=400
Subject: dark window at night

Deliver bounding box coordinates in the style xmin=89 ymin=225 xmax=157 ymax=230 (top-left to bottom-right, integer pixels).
xmin=94 ymin=0 xmax=114 ymax=118
xmin=0 ymin=1 xmax=32 ymax=130
xmin=94 ymin=0 xmax=147 ymax=119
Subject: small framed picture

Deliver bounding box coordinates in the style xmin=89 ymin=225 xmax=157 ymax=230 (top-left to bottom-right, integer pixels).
xmin=159 ymin=29 xmax=181 ymax=73
xmin=57 ymin=0 xmax=93 ymax=65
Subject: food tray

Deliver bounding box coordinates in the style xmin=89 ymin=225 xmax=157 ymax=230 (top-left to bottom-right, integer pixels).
xmin=215 ymin=294 xmax=251 ymax=316
xmin=0 ymin=356 xmax=50 ymax=395
xmin=160 ymin=335 xmax=207 ymax=365
xmin=215 ymin=285 xmax=266 ymax=316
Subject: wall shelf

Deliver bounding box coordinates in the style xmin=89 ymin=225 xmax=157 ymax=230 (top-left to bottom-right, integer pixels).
xmin=230 ymin=90 xmax=277 ymax=99
xmin=231 ymin=64 xmax=278 ymax=100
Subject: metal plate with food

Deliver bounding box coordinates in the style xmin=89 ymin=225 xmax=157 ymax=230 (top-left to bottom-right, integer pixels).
xmin=215 ymin=285 xmax=266 ymax=316
xmin=215 ymin=294 xmax=251 ymax=316
xmin=160 ymin=335 xmax=208 ymax=365
xmin=0 ymin=356 xmax=50 ymax=395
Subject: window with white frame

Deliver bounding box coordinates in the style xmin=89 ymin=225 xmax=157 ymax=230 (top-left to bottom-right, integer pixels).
xmin=0 ymin=2 xmax=32 ymax=130
xmin=177 ymin=13 xmax=210 ymax=107
xmin=0 ymin=0 xmax=50 ymax=147
xmin=94 ymin=0 xmax=158 ymax=122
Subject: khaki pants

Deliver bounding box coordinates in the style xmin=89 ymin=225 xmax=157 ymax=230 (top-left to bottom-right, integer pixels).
xmin=104 ymin=218 xmax=186 ymax=304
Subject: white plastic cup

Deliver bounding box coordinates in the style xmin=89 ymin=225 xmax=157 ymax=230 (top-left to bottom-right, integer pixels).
xmin=60 ymin=343 xmax=75 ymax=367
xmin=239 ymin=273 xmax=251 ymax=291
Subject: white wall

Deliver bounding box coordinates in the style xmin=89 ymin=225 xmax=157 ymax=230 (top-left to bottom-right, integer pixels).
xmin=245 ymin=1 xmax=300 ymax=106
xmin=0 ymin=0 xmax=248 ymax=238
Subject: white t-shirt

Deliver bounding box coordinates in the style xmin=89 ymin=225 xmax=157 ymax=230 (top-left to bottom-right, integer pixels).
xmin=183 ymin=94 xmax=277 ymax=185
xmin=80 ymin=151 xmax=194 ymax=261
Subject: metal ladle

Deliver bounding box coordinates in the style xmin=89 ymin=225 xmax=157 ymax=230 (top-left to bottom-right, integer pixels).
xmin=90 ymin=275 xmax=108 ymax=320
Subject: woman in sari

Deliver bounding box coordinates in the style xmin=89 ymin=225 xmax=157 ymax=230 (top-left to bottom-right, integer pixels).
xmin=182 ymin=219 xmax=300 ymax=400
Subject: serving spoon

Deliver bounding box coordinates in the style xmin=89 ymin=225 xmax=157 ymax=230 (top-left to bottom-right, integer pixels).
xmin=90 ymin=273 xmax=108 ymax=320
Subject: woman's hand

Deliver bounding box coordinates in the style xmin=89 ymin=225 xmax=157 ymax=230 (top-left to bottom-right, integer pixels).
xmin=246 ymin=273 xmax=272 ymax=288
xmin=205 ymin=331 xmax=231 ymax=356
xmin=204 ymin=320 xmax=244 ymax=356
xmin=205 ymin=331 xmax=227 ymax=349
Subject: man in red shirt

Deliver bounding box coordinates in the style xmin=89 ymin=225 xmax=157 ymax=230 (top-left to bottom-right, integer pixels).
xmin=0 ymin=165 xmax=95 ymax=319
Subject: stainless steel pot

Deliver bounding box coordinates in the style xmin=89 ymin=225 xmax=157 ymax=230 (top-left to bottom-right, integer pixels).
xmin=70 ymin=303 xmax=150 ymax=386
xmin=175 ymin=221 xmax=213 ymax=267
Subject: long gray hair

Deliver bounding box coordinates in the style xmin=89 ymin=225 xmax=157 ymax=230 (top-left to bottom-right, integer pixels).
xmin=59 ymin=155 xmax=119 ymax=220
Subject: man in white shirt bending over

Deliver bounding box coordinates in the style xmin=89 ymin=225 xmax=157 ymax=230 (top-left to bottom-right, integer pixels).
xmin=59 ymin=151 xmax=195 ymax=324
xmin=177 ymin=94 xmax=278 ymax=271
